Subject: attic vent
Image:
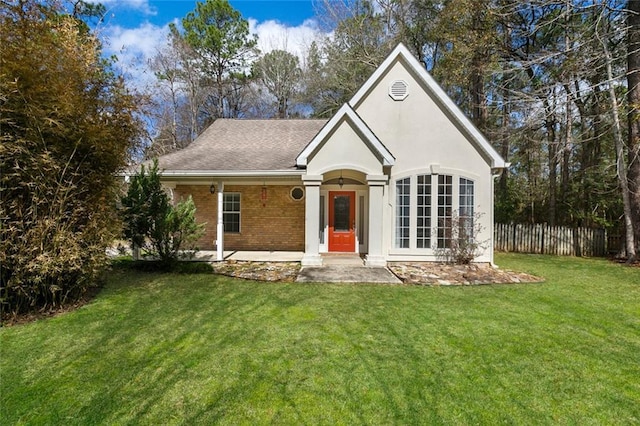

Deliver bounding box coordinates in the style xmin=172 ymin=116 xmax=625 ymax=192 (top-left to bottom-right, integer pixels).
xmin=389 ymin=80 xmax=409 ymax=101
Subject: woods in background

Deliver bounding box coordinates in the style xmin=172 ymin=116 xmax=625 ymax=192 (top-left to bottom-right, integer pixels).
xmin=148 ymin=0 xmax=639 ymax=255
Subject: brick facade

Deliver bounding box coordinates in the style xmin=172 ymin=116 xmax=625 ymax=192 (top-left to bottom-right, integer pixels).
xmin=173 ymin=184 xmax=305 ymax=251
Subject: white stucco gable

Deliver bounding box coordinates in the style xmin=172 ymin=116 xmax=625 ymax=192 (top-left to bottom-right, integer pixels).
xmin=296 ymin=104 xmax=395 ymax=175
xmin=296 ymin=104 xmax=395 ymax=174
xmin=349 ymin=43 xmax=507 ymax=171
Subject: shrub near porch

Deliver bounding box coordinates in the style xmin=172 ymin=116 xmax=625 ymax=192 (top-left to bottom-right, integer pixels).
xmin=174 ymin=184 xmax=305 ymax=251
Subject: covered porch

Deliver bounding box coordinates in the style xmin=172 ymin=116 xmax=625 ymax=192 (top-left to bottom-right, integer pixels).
xmin=301 ymin=168 xmax=388 ymax=267
xmin=295 ymin=104 xmax=396 ymax=267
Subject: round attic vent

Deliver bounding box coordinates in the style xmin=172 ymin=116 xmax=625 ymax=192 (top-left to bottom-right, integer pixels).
xmin=389 ymin=80 xmax=409 ymax=101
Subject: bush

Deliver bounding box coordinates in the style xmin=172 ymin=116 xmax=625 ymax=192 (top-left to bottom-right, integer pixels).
xmin=434 ymin=211 xmax=488 ymax=264
xmin=120 ymin=160 xmax=206 ymax=265
xmin=0 ymin=2 xmax=143 ymax=315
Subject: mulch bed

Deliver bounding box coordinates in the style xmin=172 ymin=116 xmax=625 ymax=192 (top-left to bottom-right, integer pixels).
xmin=1 ymin=285 xmax=103 ymax=327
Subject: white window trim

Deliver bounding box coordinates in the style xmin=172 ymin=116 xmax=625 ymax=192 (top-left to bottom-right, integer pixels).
xmin=394 ymin=177 xmax=411 ymax=249
xmin=391 ymin=172 xmax=476 ymax=253
xmin=416 ymin=174 xmax=433 ymax=249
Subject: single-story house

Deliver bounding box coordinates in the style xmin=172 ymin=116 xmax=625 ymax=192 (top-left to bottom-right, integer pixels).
xmin=153 ymin=43 xmax=508 ymax=266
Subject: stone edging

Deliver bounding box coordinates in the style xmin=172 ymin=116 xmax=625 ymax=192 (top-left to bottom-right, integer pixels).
xmin=211 ymin=260 xmax=543 ymax=285
xmin=387 ymin=262 xmax=544 ymax=285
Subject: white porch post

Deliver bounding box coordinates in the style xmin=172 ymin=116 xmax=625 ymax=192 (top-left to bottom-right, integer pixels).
xmin=216 ymin=181 xmax=224 ymax=261
xmin=162 ymin=182 xmax=176 ymax=204
xmin=365 ymin=175 xmax=388 ymax=267
xmin=301 ymin=175 xmax=323 ymax=266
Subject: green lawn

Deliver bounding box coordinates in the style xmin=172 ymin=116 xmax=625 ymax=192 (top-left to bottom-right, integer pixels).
xmin=1 ymin=254 xmax=639 ymax=425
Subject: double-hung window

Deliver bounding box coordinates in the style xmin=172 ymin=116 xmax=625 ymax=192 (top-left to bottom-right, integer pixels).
xmin=437 ymin=175 xmax=453 ymax=248
xmin=416 ymin=175 xmax=432 ymax=248
xmin=223 ymin=193 xmax=241 ymax=233
xmin=395 ymin=178 xmax=411 ymax=248
xmin=459 ymin=178 xmax=474 ymax=242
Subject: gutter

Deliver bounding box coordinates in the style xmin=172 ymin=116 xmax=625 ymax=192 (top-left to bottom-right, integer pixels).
xmin=122 ymin=169 xmax=305 ymax=178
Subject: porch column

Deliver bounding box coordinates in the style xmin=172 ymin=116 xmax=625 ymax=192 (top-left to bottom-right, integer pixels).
xmin=366 ymin=175 xmax=388 ymax=267
xmin=161 ymin=182 xmax=176 ymax=204
xmin=301 ymin=175 xmax=323 ymax=266
xmin=216 ymin=181 xmax=224 ymax=261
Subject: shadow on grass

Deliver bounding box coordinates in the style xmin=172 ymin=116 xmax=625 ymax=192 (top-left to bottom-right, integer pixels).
xmin=111 ymin=258 xmax=214 ymax=274
xmin=71 ymin=276 xmax=311 ymax=424
xmin=3 ymin=255 xmax=640 ymax=424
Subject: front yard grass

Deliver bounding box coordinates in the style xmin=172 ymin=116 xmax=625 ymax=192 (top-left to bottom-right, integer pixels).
xmin=1 ymin=254 xmax=639 ymax=424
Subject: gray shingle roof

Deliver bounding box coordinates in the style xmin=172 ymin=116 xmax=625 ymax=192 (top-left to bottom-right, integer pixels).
xmin=156 ymin=119 xmax=327 ymax=172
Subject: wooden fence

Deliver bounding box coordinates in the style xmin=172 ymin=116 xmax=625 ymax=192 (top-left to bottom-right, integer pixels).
xmin=494 ymin=223 xmax=609 ymax=257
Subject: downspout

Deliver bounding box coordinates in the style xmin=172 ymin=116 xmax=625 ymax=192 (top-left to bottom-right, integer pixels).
xmin=491 ymin=164 xmax=510 ymax=267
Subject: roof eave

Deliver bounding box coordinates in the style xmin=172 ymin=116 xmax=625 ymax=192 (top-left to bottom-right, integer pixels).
xmin=124 ymin=169 xmax=306 ymax=179
xmin=295 ymin=104 xmax=395 ymax=168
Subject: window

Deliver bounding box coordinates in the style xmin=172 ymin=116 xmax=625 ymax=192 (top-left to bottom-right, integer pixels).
xmin=223 ymin=193 xmax=240 ymax=233
xmin=394 ymin=173 xmax=474 ymax=252
xmin=290 ymin=186 xmax=304 ymax=201
xmin=416 ymin=175 xmax=432 ymax=248
xmin=437 ymin=175 xmax=452 ymax=248
xmin=395 ymin=178 xmax=411 ymax=248
xmin=459 ymin=178 xmax=475 ymax=242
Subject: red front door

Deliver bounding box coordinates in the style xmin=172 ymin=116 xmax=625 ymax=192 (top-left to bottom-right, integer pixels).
xmin=328 ymin=191 xmax=356 ymax=252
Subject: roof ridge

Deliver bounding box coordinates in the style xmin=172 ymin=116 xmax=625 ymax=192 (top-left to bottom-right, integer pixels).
xmin=217 ymin=118 xmax=327 ymax=121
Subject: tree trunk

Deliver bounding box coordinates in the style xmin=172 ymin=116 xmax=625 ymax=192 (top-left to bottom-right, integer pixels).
xmin=470 ymin=6 xmax=488 ymax=130
xmin=544 ymin=94 xmax=558 ymax=226
xmin=471 ymin=54 xmax=488 ymax=130
xmin=627 ymin=0 xmax=640 ymax=253
xmin=561 ymin=93 xmax=572 ymax=223
xmin=278 ymin=96 xmax=287 ymax=119
xmin=499 ymin=78 xmax=510 ymax=195
xmin=598 ymin=18 xmax=636 ymax=261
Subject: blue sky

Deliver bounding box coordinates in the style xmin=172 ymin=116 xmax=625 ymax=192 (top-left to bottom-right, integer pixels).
xmin=94 ymin=0 xmax=325 ymax=89
xmin=102 ymin=0 xmax=317 ymax=28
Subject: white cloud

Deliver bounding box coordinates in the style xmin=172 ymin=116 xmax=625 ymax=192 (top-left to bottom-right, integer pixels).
xmin=87 ymin=0 xmax=156 ymax=16
xmin=98 ymin=17 xmax=330 ymax=92
xmin=249 ymin=18 xmax=325 ymax=62
xmin=99 ymin=22 xmax=172 ymax=90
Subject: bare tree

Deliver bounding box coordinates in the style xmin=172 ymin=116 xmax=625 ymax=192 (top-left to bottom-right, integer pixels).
xmin=595 ymin=1 xmax=636 ymax=260
xmin=253 ymin=50 xmax=301 ymax=118
xmin=627 ymin=0 xmax=640 ymax=253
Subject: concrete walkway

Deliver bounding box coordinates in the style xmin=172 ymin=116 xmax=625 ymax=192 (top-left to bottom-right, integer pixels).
xmin=297 ymin=254 xmax=401 ymax=284
xmin=197 ymin=251 xmax=401 ymax=284
xmin=296 ymin=265 xmax=401 ymax=284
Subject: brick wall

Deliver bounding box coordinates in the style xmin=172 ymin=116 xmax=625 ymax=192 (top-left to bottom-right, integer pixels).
xmin=173 ymin=184 xmax=305 ymax=251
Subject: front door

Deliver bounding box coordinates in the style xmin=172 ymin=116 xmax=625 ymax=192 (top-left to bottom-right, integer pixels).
xmin=328 ymin=191 xmax=356 ymax=252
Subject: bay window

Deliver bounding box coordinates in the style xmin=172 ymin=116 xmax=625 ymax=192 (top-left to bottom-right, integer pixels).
xmin=394 ymin=174 xmax=475 ymax=250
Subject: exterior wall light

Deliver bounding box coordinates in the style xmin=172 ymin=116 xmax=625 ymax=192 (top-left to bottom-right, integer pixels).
xmin=209 ymin=184 xmax=215 ymax=194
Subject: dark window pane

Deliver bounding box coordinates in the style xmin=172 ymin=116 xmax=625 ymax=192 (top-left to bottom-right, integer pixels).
xmin=333 ymin=195 xmax=350 ymax=231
